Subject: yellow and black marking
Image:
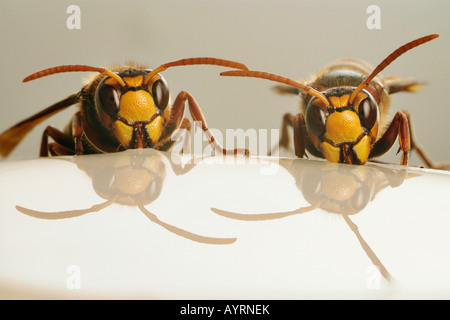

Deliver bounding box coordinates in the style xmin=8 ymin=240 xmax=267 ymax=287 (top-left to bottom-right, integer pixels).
xmin=91 ymin=69 xmax=169 ymax=150
xmin=0 ymin=57 xmax=251 ymax=158
xmin=219 ymin=35 xmax=442 ymax=167
xmin=307 ymin=88 xmax=379 ymax=165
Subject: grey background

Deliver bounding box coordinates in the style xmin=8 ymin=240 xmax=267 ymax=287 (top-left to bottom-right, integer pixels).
xmin=1 ymin=0 xmax=449 ymax=166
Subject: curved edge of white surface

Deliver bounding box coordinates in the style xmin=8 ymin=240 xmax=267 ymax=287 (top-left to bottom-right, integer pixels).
xmin=1 ymin=150 xmax=450 ymax=299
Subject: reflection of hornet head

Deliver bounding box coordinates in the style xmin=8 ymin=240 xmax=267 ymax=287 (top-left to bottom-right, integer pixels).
xmin=295 ymin=161 xmax=375 ymax=215
xmin=16 ymin=149 xmax=236 ymax=245
xmin=76 ymin=149 xmax=167 ymax=206
xmin=212 ymin=159 xmax=415 ymax=283
xmin=213 ymin=159 xmax=410 ymax=219
xmin=289 ymin=160 xmax=409 ymax=215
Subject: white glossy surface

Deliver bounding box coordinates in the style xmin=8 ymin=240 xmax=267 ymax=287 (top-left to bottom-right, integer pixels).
xmin=1 ymin=150 xmax=450 ymax=299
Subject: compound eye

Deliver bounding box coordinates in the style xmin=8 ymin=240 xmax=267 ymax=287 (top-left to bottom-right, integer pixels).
xmin=96 ymin=78 xmax=120 ymax=116
xmin=306 ymin=102 xmax=327 ymax=137
xmin=144 ymin=176 xmax=164 ymax=202
xmin=350 ymin=184 xmax=371 ymax=211
xmin=91 ymin=168 xmax=116 ymax=195
xmin=358 ymin=98 xmax=378 ymax=130
xmin=301 ymin=169 xmax=323 ymax=204
xmin=151 ymin=77 xmax=169 ymax=111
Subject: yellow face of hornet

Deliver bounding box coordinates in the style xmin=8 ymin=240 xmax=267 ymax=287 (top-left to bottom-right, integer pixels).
xmin=305 ymin=89 xmax=380 ymax=165
xmin=95 ymin=70 xmax=170 ymax=149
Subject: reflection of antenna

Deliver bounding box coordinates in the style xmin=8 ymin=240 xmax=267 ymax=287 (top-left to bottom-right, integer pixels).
xmin=211 ymin=160 xmax=411 ymax=285
xmin=138 ymin=204 xmax=236 ymax=245
xmin=16 ymin=191 xmax=237 ymax=244
xmin=16 ymin=199 xmax=115 ymax=219
xmin=16 ymin=201 xmax=236 ymax=245
xmin=211 ymin=204 xmax=319 ymax=221
xmin=343 ymin=215 xmax=393 ymax=282
xmin=15 ymin=148 xmax=238 ymax=246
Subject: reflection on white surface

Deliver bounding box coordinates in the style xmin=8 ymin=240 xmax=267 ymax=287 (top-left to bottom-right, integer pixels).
xmin=14 ymin=151 xmax=236 ymax=246
xmin=0 ymin=149 xmax=450 ymax=299
xmin=212 ymin=160 xmax=413 ymax=284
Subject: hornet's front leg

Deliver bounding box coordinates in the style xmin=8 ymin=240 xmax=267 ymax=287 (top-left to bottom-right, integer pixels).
xmin=369 ymin=110 xmax=450 ymax=169
xmin=369 ymin=111 xmax=410 ymax=165
xmin=269 ymin=113 xmax=295 ymax=156
xmin=291 ymin=113 xmax=323 ymax=159
xmin=40 ymin=111 xmax=85 ymax=156
xmin=40 ymin=126 xmax=75 ymax=157
xmin=155 ymin=90 xmax=249 ymax=156
xmin=270 ymin=112 xmax=323 ymax=159
xmin=402 ymin=110 xmax=450 ymax=170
